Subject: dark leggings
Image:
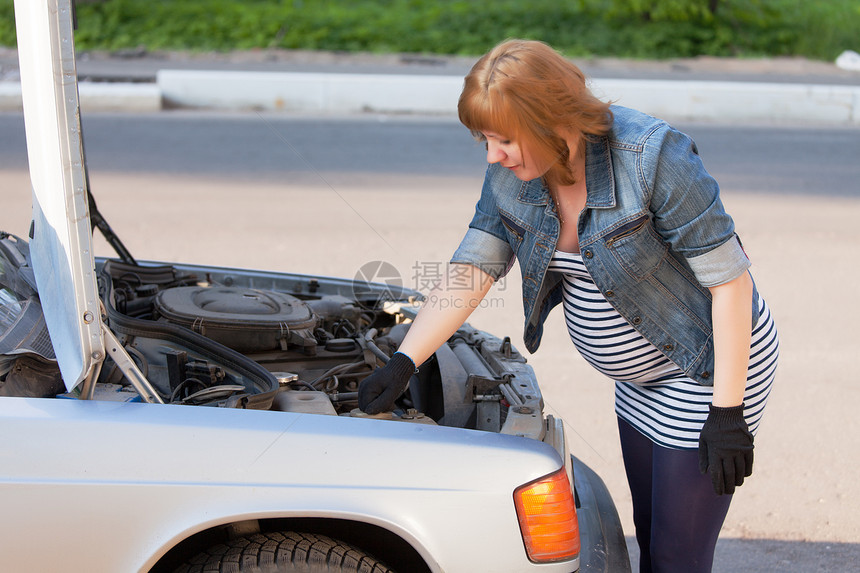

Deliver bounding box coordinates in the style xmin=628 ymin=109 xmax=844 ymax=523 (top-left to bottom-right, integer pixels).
xmin=618 ymin=417 xmax=732 ymax=573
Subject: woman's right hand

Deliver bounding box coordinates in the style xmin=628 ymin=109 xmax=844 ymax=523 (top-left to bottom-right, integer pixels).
xmin=358 ymin=352 xmax=417 ymax=414
xmin=359 ymin=263 xmax=496 ymax=414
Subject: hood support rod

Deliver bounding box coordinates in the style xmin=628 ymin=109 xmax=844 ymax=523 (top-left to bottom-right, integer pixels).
xmin=98 ymin=324 xmax=164 ymax=404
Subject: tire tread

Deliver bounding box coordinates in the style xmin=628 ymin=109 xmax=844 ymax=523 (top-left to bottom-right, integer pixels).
xmin=174 ymin=531 xmax=395 ymax=573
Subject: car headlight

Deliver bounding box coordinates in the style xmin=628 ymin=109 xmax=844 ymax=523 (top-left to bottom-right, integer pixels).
xmin=514 ymin=466 xmax=581 ymax=563
xmin=0 ymin=288 xmax=25 ymax=334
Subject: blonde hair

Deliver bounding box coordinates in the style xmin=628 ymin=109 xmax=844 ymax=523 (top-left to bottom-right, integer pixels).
xmin=458 ymin=39 xmax=613 ymax=185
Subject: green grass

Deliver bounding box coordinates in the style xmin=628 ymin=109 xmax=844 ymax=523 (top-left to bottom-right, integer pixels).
xmin=1 ymin=0 xmax=857 ymax=61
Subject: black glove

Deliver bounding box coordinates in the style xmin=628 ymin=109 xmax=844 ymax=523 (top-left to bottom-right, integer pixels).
xmin=358 ymin=352 xmax=416 ymax=415
xmin=698 ymin=404 xmax=754 ymax=496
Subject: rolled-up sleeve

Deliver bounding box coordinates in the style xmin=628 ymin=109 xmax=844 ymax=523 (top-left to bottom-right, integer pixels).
xmin=644 ymin=126 xmax=751 ymax=287
xmin=450 ymin=169 xmax=515 ymax=281
xmin=685 ymin=234 xmax=750 ymax=287
xmin=451 ymin=227 xmax=513 ymax=280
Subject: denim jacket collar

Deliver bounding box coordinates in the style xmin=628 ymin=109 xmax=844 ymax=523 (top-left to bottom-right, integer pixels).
xmin=515 ymin=178 xmax=548 ymax=205
xmin=584 ymin=136 xmax=616 ymax=209
xmin=515 ymin=136 xmax=617 ymax=210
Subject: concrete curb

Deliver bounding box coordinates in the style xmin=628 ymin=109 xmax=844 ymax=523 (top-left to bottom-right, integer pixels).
xmin=159 ymin=70 xmax=860 ymax=124
xmin=0 ymin=81 xmax=161 ymax=113
xmin=0 ymin=82 xmax=22 ymax=110
xmin=2 ymin=70 xmax=859 ymax=124
xmin=78 ymin=82 xmax=162 ymax=113
xmin=158 ymin=70 xmax=461 ymax=115
xmin=591 ymin=79 xmax=860 ymax=125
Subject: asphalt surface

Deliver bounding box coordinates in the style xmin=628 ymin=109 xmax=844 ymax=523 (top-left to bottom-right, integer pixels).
xmin=2 ymin=111 xmax=857 ymax=198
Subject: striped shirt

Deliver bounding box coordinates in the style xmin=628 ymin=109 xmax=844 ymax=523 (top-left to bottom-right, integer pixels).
xmin=549 ymin=250 xmax=779 ymax=450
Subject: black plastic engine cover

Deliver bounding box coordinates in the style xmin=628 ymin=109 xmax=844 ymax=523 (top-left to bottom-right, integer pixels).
xmin=154 ymin=286 xmax=318 ymax=352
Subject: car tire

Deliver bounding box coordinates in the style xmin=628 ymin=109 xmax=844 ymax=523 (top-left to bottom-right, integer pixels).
xmin=174 ymin=531 xmax=395 ymax=573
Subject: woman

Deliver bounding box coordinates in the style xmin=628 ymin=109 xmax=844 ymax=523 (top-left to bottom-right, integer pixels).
xmin=359 ymin=39 xmax=778 ymax=573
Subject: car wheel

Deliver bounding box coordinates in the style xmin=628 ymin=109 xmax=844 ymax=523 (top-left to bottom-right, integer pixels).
xmin=174 ymin=531 xmax=395 ymax=573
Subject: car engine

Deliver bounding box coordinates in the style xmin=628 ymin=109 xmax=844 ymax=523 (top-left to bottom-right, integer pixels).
xmin=93 ymin=259 xmax=555 ymax=443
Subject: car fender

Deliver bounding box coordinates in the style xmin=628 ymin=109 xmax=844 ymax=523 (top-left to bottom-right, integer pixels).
xmin=0 ymin=397 xmax=572 ymax=573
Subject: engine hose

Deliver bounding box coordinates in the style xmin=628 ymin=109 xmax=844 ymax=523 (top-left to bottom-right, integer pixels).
xmin=363 ymin=328 xmax=391 ymax=364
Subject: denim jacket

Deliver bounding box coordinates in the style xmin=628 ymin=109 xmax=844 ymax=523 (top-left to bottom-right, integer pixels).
xmin=450 ymin=106 xmax=760 ymax=386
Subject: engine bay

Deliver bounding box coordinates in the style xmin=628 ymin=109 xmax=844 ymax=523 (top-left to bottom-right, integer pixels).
xmin=93 ymin=259 xmax=549 ymax=439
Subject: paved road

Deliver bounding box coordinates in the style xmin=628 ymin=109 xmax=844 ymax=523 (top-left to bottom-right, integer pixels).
xmin=2 ymin=111 xmax=858 ymax=196
xmin=1 ymin=111 xmax=858 ymax=572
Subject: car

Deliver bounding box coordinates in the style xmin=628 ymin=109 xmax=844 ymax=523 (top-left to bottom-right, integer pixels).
xmin=0 ymin=1 xmax=629 ymax=572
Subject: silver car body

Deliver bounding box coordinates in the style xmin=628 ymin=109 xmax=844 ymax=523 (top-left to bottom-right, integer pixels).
xmin=1 ymin=396 xmax=566 ymax=572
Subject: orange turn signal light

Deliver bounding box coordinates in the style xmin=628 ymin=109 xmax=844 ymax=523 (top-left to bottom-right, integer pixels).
xmin=513 ymin=467 xmax=580 ymax=563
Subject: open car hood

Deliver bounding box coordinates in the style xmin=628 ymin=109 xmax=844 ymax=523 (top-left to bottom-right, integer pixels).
xmin=15 ymin=0 xmax=103 ymax=391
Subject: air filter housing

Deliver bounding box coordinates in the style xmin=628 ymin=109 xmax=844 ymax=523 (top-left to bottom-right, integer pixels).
xmin=154 ymin=286 xmax=318 ymax=352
